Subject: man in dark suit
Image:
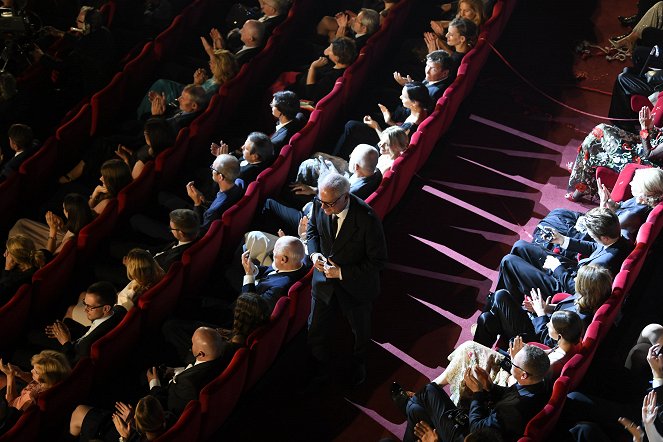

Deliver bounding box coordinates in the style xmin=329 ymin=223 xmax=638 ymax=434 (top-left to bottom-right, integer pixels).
xmin=269 ymin=90 xmax=305 ymax=151
xmin=23 ymin=282 xmax=126 ymax=366
xmin=151 ymin=209 xmax=200 ymax=270
xmin=209 ymin=19 xmax=265 ymax=66
xmin=395 ymin=345 xmax=551 ymax=442
xmin=0 ymin=124 xmax=37 ymax=182
xmin=306 ymin=172 xmax=387 ymax=386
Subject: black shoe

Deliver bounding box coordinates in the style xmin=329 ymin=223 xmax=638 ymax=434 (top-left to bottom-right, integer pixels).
xmin=610 ymin=33 xmax=630 ymax=43
xmin=390 ymin=382 xmax=410 ymax=415
xmin=618 ymin=14 xmax=638 ymax=27
xmin=349 ymin=362 xmax=366 ymax=387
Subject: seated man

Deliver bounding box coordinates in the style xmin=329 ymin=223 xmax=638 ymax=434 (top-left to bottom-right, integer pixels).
xmin=494 ymin=207 xmax=632 ymax=305
xmin=205 ymin=19 xmax=266 ymax=66
xmin=269 ymin=91 xmax=305 ymax=151
xmin=0 ymin=124 xmax=38 ymax=182
xmin=162 ymin=236 xmax=309 ymax=363
xmin=69 ymin=326 xmax=228 ymax=439
xmin=212 ymin=132 xmax=275 ymax=188
xmin=17 ymin=282 xmax=126 ymax=366
xmin=392 ymin=50 xmax=453 ymax=115
xmin=148 ymin=83 xmax=208 ymax=134
xmin=394 ymin=345 xmax=551 ymax=442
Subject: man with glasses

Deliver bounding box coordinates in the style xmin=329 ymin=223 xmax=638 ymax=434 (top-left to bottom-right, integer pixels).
xmin=394 ymin=345 xmax=550 ymax=442
xmin=15 ymin=282 xmax=125 ymax=367
xmin=306 ymin=172 xmax=387 ymax=387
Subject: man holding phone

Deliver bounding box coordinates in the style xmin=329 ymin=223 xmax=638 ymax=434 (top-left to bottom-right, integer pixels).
xmin=306 ymin=172 xmax=387 ymax=387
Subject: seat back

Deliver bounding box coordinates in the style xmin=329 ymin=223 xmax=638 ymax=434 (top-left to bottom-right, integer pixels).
xmin=180 ymin=220 xmax=224 ymax=297
xmin=77 ymin=199 xmax=119 ymax=260
xmin=220 ymin=181 xmax=261 ymax=263
xmin=31 ymin=240 xmax=77 ymax=322
xmin=55 ymin=104 xmax=92 ymax=169
xmin=285 ymin=269 xmax=313 ymax=343
xmin=0 ymin=406 xmax=41 ymax=442
xmin=255 ymin=147 xmax=294 ymax=200
xmin=116 ymin=162 xmax=156 ymax=218
xmin=0 ymin=284 xmax=32 ymax=351
xmin=138 ymin=262 xmax=185 ymax=331
xmin=154 ymin=400 xmax=202 ymax=442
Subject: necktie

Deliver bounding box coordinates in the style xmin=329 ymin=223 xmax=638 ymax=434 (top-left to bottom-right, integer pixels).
xmin=330 ymin=214 xmax=338 ymax=238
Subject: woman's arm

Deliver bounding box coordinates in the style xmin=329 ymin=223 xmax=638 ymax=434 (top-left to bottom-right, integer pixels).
xmin=45 ymin=211 xmax=64 ymax=254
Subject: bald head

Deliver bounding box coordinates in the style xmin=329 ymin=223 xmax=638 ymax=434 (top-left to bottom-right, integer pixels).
xmin=272 ymin=236 xmax=305 ymax=271
xmin=213 ymin=154 xmax=240 ymax=182
xmin=241 ymin=19 xmax=265 ymax=47
xmin=191 ymin=327 xmax=224 ymax=361
xmin=349 ymin=144 xmax=379 ymax=177
xmin=318 ymin=172 xmax=350 ymax=196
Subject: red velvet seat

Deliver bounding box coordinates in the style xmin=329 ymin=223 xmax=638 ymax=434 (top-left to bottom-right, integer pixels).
xmin=77 ymin=199 xmax=119 ymax=261
xmin=366 ymin=168 xmax=395 ymax=220
xmin=244 ymin=297 xmax=291 ymax=391
xmin=220 ymin=181 xmax=261 ymax=263
xmin=521 ymin=375 xmax=571 ymax=440
xmin=180 ymin=220 xmax=224 ymax=297
xmin=595 ymin=163 xmax=651 ymax=201
xmin=0 ymin=173 xmax=20 ymax=232
xmin=289 ymin=109 xmax=324 ymax=166
xmin=199 ymin=348 xmax=249 ymax=439
xmin=284 ymin=269 xmax=313 ymax=343
xmin=0 ymin=407 xmax=41 ymax=441
xmin=0 ymin=284 xmax=32 ymax=351
xmin=31 ymin=240 xmax=77 ymax=322
xmin=116 ymin=162 xmax=156 ymax=218
xmin=55 ymin=104 xmax=92 ymax=169
xmin=122 ymin=41 xmax=159 ymax=99
xmin=154 ymin=400 xmax=202 ymax=442
xmin=255 ymin=147 xmax=294 ymax=200
xmin=138 ymin=262 xmax=185 ymax=331
xmin=153 ymin=15 xmax=185 ymax=60
xmin=154 ymin=128 xmax=189 ymax=188
xmin=18 ymin=137 xmax=59 ymax=203
xmin=647 ymin=202 xmax=663 ymax=223
xmin=99 ymin=1 xmax=116 ymax=27
xmin=90 ymin=71 xmax=128 ymax=136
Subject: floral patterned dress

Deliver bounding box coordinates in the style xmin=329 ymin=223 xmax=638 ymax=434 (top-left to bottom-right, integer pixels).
xmin=568 ymin=124 xmax=662 ymax=197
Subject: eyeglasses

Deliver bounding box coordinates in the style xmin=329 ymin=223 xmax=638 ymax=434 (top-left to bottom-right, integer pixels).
xmin=315 ymin=193 xmax=346 ymax=209
xmin=510 ymin=360 xmax=530 ymax=376
xmin=209 ymin=165 xmax=223 ymax=176
xmin=81 ymin=302 xmax=106 ymax=311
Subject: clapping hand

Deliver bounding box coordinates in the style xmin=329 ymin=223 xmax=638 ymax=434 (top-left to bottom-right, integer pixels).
xmin=241 ymin=250 xmax=256 ymax=276
xmin=647 ymin=344 xmax=663 ymax=379
xmin=115 ymin=402 xmax=134 ymax=423
xmin=45 ymin=211 xmax=64 ymax=232
xmin=640 ymin=106 xmax=654 ymax=131
xmin=528 ymin=288 xmax=550 ymax=317
xmin=363 ymin=115 xmax=379 ymax=130
xmin=335 ymin=12 xmax=348 ymax=28
xmin=297 ymin=215 xmax=309 ymax=238
xmin=193 ymin=68 xmax=209 ymax=85
xmin=115 ymin=144 xmax=133 ymax=165
xmin=150 ymin=92 xmax=167 ymax=116
xmin=424 ymin=32 xmax=440 ymax=52
xmin=393 ymin=71 xmax=413 ymax=86
xmin=508 ymin=335 xmax=525 ymax=359
xmin=45 ymin=320 xmax=71 ymax=345
xmin=377 ymin=103 xmax=392 ymax=125
xmin=414 ymin=421 xmax=439 ymax=442
xmin=210 ymin=141 xmax=229 ymax=156
xmin=0 ymin=359 xmax=16 ymax=379
xmin=185 ymin=181 xmax=204 ymax=206
xmin=618 ymin=416 xmax=644 ymax=442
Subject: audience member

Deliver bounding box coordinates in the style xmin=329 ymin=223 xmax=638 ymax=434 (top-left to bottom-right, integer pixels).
xmin=377 ymin=126 xmax=409 ymax=173
xmin=392 ymin=345 xmax=550 ymax=442
xmin=0 ymin=124 xmax=37 ymax=182
xmin=426 ymin=17 xmax=479 ymax=71
xmin=204 ymin=19 xmax=266 ymax=66
xmin=0 ymin=235 xmax=46 ymax=305
xmin=88 ymin=159 xmax=133 ymax=215
xmin=393 ymin=50 xmax=453 ymax=108
xmin=269 ymin=90 xmax=305 ymax=151
xmin=317 ymin=8 xmax=380 ymax=50
xmin=211 ymin=132 xmax=275 ymax=188
xmin=105 ymin=395 xmax=174 ymax=442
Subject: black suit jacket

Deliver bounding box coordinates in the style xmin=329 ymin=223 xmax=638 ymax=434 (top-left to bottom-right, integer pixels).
xmin=151 ymin=355 xmax=227 ymax=415
xmin=62 ymin=305 xmax=127 ymax=364
xmin=306 ymin=194 xmax=387 ymax=309
xmin=152 ymin=241 xmax=196 ymax=271
xmin=271 ymin=118 xmax=304 ymax=151
xmin=350 ymin=170 xmax=382 ymax=201
xmin=242 ymin=264 xmax=311 ymax=312
xmin=553 ymin=236 xmax=633 ymax=293
xmin=235 ymin=46 xmax=261 ymax=66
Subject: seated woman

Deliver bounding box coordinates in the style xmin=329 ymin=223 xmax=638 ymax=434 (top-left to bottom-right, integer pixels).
xmin=59 ymin=117 xmax=176 ymax=185
xmin=425 ymin=17 xmax=479 ymax=71
xmin=88 ymin=159 xmax=133 ymax=215
xmin=535 ymin=167 xmax=663 ymax=245
xmin=474 ymin=264 xmax=612 ymax=347
xmin=567 ymin=106 xmax=663 ymax=201
xmin=377 ymin=126 xmax=409 ymax=173
xmin=9 ymin=194 xmax=94 ymax=255
xmin=333 ymin=81 xmax=431 ymax=159
xmin=135 ymin=49 xmax=238 ymax=120
xmin=429 ymin=0 xmax=484 ymax=42
xmin=289 ymin=37 xmax=357 ymax=104
xmin=67 ymin=248 xmax=164 ymax=325
xmin=432 ymin=310 xmax=583 ymax=406
xmin=0 ymin=235 xmax=46 ymax=304
xmin=0 ymin=350 xmax=71 ymax=413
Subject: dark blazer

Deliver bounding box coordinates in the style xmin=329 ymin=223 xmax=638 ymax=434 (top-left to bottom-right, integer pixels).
xmin=306 ymin=194 xmax=387 ymax=309
xmin=151 ymin=355 xmax=227 ymax=415
xmin=0 ymin=147 xmax=36 ymax=181
xmin=235 ymin=46 xmax=261 ymax=66
xmin=152 ymin=241 xmax=196 ymax=271
xmin=350 ymin=170 xmax=382 ymax=201
xmin=242 ymin=264 xmax=311 ymax=312
xmin=271 ymin=118 xmax=305 ymax=151
xmin=62 ymin=305 xmax=127 ymax=363
xmin=469 ymin=381 xmax=549 ymax=441
xmin=553 ymin=236 xmax=633 ymax=293
xmin=425 ymin=78 xmax=451 ymax=104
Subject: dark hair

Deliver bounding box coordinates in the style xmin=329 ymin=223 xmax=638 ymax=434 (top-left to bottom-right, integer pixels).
xmin=134 ymin=395 xmax=166 ymax=434
xmin=81 ymin=6 xmax=103 ymax=32
xmin=182 ymin=84 xmax=209 ymax=110
xmin=8 ymin=124 xmax=33 ymax=150
xmin=144 ymin=118 xmax=175 ymax=156
xmin=404 ymin=81 xmax=432 ymax=113
xmin=86 ymin=281 xmax=118 ymax=306
xmin=100 ymin=159 xmax=132 ymax=197
xmin=272 ymin=91 xmax=300 ymax=120
xmin=169 ymin=209 xmax=200 ymax=239
xmin=551 ymin=311 xmax=584 ymax=345
xmin=426 ymin=50 xmax=452 ymax=71
xmin=583 ymin=207 xmax=621 ymax=240
xmin=63 ymin=193 xmax=94 ymax=235
xmin=330 ymin=37 xmax=357 ymax=66
xmin=0 ymin=71 xmax=17 ymax=101
xmin=450 ymin=17 xmax=479 ymax=48
xmin=520 ymin=346 xmax=550 ymax=380
xmin=232 ymin=293 xmax=269 ymax=340
xmin=246 ymin=132 xmax=274 ymax=161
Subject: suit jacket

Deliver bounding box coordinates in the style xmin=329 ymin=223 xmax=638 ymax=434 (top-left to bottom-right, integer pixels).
xmin=350 ymin=170 xmax=382 ymax=201
xmin=235 ymin=46 xmax=261 ymax=66
xmin=425 ymin=78 xmax=451 ymax=104
xmin=271 ymin=118 xmax=304 ymax=151
xmin=307 ymin=194 xmax=387 ymax=308
xmin=552 ymin=236 xmax=633 ymax=293
xmin=150 ymin=355 xmax=227 ymax=415
xmin=242 ymin=264 xmax=311 ymax=312
xmin=62 ymin=305 xmax=127 ymax=364
xmin=468 ymin=381 xmax=548 ymax=441
xmin=0 ymin=147 xmax=35 ymax=181
xmin=152 ymin=240 xmax=196 ymax=271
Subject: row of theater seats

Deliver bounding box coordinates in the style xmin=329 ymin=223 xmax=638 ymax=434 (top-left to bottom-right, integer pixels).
xmin=519 ymin=163 xmax=663 ymax=441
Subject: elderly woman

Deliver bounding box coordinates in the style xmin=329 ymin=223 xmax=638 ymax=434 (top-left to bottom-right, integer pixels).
xmin=0 ymin=350 xmax=71 ymax=411
xmin=0 ymin=235 xmax=46 ymax=304
xmin=136 ymin=49 xmax=238 ymax=119
xmin=377 ymin=126 xmax=409 ymax=173
xmin=567 ymin=106 xmax=663 ymax=201
xmin=540 ymin=167 xmax=663 ymax=244
xmin=9 ymin=193 xmax=94 ymax=255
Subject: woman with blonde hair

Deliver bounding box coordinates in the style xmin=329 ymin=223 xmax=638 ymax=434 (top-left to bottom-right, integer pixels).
xmin=377 ymin=126 xmax=409 ymax=174
xmin=0 ymin=235 xmax=46 ymax=304
xmin=0 ymin=350 xmax=71 ymax=411
xmin=67 ymin=248 xmax=164 ymax=325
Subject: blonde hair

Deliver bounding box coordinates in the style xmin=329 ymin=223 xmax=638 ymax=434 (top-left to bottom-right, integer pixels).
xmin=458 ymin=0 xmax=485 ymax=26
xmin=211 ymin=49 xmax=239 ymax=84
xmin=631 ymin=168 xmax=663 ymax=207
xmin=30 ymin=350 xmax=71 ymax=388
xmin=381 ymin=126 xmax=409 ymax=157
xmin=125 ymin=248 xmax=165 ymax=294
xmin=575 ymin=264 xmax=613 ymax=314
xmin=5 ymin=235 xmax=45 ymax=270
